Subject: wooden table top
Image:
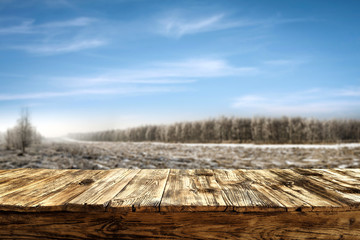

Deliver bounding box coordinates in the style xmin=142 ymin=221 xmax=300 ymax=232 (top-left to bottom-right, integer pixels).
xmin=0 ymin=168 xmax=359 ymax=213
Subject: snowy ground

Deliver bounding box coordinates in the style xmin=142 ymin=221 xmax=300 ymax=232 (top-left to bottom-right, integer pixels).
xmin=150 ymin=142 xmax=360 ymax=149
xmin=1 ymin=140 xmax=360 ymax=170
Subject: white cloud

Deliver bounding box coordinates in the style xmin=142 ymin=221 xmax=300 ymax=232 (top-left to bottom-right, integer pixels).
xmin=266 ymin=57 xmax=310 ymax=66
xmin=0 ymin=87 xmax=181 ymax=101
xmin=160 ymin=14 xmax=226 ymax=37
xmin=232 ymin=89 xmax=360 ymax=116
xmin=0 ymin=0 xmax=73 ymax=9
xmin=56 ymin=58 xmax=258 ymax=86
xmin=158 ymin=13 xmax=260 ymax=38
xmin=0 ymin=20 xmax=34 ymax=34
xmin=1 ymin=17 xmax=105 ymax=54
xmin=14 ymin=39 xmax=106 ymax=54
xmin=264 ymin=59 xmax=297 ymax=66
xmin=56 ymin=76 xmax=197 ymax=85
xmin=262 ymin=101 xmax=360 ymax=116
xmin=151 ymin=58 xmax=257 ymax=78
xmin=232 ymin=95 xmax=266 ymax=107
xmin=42 ymin=0 xmax=72 ymax=8
xmin=38 ymin=17 xmax=96 ymax=28
xmin=0 ymin=17 xmax=96 ymax=35
xmin=335 ymin=88 xmax=360 ymax=97
xmin=157 ymin=12 xmax=314 ymax=38
xmin=1 ymin=57 xmax=254 ymax=102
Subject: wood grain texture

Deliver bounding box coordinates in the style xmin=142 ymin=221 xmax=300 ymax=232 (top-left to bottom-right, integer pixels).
xmin=67 ymin=168 xmax=140 ymax=212
xmin=0 ymin=168 xmax=360 ymax=213
xmin=108 ymin=169 xmax=170 ymax=212
xmin=33 ymin=169 xmax=105 ymax=212
xmin=0 ymin=169 xmax=61 ymax=198
xmin=214 ymin=169 xmax=287 ymax=212
xmin=161 ymin=169 xmax=227 ymax=212
xmin=0 ymin=210 xmax=360 ymax=239
xmin=0 ymin=168 xmax=360 ymax=239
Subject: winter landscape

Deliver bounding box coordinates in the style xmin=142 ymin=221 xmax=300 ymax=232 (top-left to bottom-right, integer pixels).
xmin=1 ymin=1 xmax=360 ymax=239
xmin=1 ymin=1 xmax=360 ymax=171
xmin=1 ymin=135 xmax=360 ymax=170
xmin=2 ymin=113 xmax=360 ymax=170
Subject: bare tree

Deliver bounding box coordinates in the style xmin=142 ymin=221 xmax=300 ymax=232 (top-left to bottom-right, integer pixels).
xmin=4 ymin=129 xmax=18 ymax=150
xmin=4 ymin=108 xmax=39 ymax=153
xmin=16 ymin=108 xmax=34 ymax=153
xmin=69 ymin=116 xmax=360 ymax=144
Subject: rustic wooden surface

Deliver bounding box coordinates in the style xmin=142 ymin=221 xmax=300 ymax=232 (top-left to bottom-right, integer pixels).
xmin=1 ymin=168 xmax=360 ymax=239
xmin=1 ymin=211 xmax=360 ymax=239
xmin=1 ymin=168 xmax=360 ymax=213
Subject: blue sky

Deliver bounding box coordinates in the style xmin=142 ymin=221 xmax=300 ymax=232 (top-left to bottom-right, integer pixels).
xmin=0 ymin=0 xmax=359 ymax=137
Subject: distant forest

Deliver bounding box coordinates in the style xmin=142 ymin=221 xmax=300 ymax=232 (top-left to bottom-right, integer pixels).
xmin=69 ymin=117 xmax=360 ymax=144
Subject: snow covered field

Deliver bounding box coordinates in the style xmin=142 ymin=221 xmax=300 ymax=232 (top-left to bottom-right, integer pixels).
xmin=1 ymin=140 xmax=360 ymax=170
xmin=151 ymin=142 xmax=360 ymax=149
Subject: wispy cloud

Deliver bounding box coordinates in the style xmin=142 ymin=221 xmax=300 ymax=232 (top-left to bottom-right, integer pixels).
xmin=149 ymin=58 xmax=257 ymax=78
xmin=2 ymin=57 xmax=255 ymax=102
xmin=0 ymin=87 xmax=182 ymax=101
xmin=159 ymin=14 xmax=224 ymax=37
xmin=14 ymin=39 xmax=106 ymax=54
xmin=232 ymin=88 xmax=360 ymax=116
xmin=0 ymin=19 xmax=34 ymax=34
xmin=157 ymin=12 xmax=314 ymax=38
xmin=0 ymin=0 xmax=73 ymax=9
xmin=0 ymin=17 xmax=96 ymax=35
xmin=56 ymin=77 xmax=197 ymax=85
xmin=158 ymin=13 xmax=253 ymax=38
xmin=264 ymin=59 xmax=305 ymax=66
xmin=0 ymin=17 xmax=105 ymax=54
xmin=259 ymin=57 xmax=311 ymax=76
xmin=233 ymin=95 xmax=266 ymax=106
xmin=42 ymin=0 xmax=73 ymax=8
xmin=38 ymin=17 xmax=95 ymax=28
xmin=335 ymin=88 xmax=360 ymax=97
xmin=55 ymin=58 xmax=258 ymax=86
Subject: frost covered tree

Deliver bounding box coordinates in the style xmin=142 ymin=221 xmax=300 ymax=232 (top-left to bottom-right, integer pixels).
xmin=16 ymin=108 xmax=33 ymax=153
xmin=5 ymin=108 xmax=41 ymax=153
xmin=69 ymin=116 xmax=360 ymax=144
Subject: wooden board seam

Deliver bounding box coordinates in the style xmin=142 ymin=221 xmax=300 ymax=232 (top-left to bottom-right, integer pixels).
xmin=158 ymin=168 xmax=171 ymax=212
xmin=104 ymin=169 xmax=142 ymax=212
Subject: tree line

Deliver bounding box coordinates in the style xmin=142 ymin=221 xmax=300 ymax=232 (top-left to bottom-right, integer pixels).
xmin=69 ymin=116 xmax=360 ymax=144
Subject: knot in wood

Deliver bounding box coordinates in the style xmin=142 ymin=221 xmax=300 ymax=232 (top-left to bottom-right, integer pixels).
xmin=79 ymin=179 xmax=95 ymax=185
xmin=283 ymin=181 xmax=294 ymax=187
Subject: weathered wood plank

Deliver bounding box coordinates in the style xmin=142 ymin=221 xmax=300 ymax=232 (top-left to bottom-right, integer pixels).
xmin=0 ymin=169 xmax=72 ymax=211
xmin=239 ymin=169 xmax=310 ymax=212
xmin=326 ymin=169 xmax=360 ymax=182
xmin=270 ymin=169 xmax=349 ymax=211
xmin=0 ymin=169 xmax=103 ymax=211
xmin=212 ymin=169 xmax=251 ymax=211
xmin=108 ymin=169 xmax=169 ymax=212
xmin=161 ymin=169 xmax=227 ymax=212
xmin=0 ymin=168 xmax=360 ymax=239
xmin=67 ymin=168 xmax=140 ymax=211
xmin=0 ymin=210 xmax=359 ymax=239
xmin=36 ymin=170 xmax=107 ymax=211
xmin=293 ymin=169 xmax=360 ymax=209
xmin=213 ymin=169 xmax=286 ymax=212
xmin=0 ymin=168 xmax=360 ymax=213
xmin=0 ymin=169 xmax=60 ymax=197
xmin=0 ymin=168 xmax=31 ymax=178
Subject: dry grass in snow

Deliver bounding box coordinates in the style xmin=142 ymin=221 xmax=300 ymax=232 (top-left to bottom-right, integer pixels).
xmin=1 ymin=140 xmax=360 ymax=170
